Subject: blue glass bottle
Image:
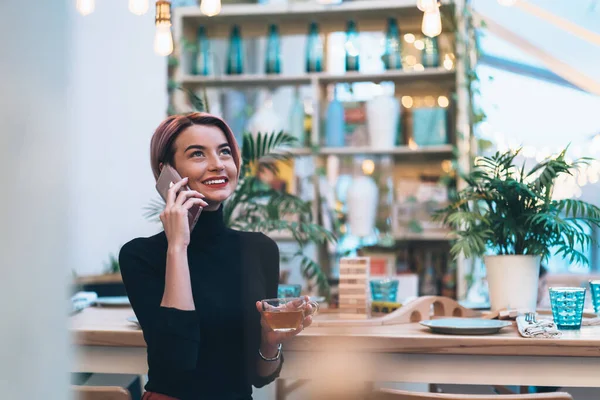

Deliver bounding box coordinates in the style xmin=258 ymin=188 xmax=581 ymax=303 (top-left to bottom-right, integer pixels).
xmin=306 ymin=22 xmax=323 ymax=73
xmin=265 ymin=24 xmax=281 ymax=74
xmin=345 ymin=20 xmax=360 ymax=72
xmin=422 ymin=36 xmax=440 ymax=68
xmin=383 ymin=18 xmax=402 ymax=70
xmin=193 ymin=26 xmax=212 ymax=76
xmin=325 ymin=86 xmax=345 ymax=147
xmin=226 ymin=25 xmax=243 ymax=75
xmin=289 ymin=87 xmax=306 ymax=145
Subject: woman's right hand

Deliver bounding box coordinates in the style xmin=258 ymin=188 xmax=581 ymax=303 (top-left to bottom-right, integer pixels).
xmin=160 ymin=177 xmax=208 ymax=250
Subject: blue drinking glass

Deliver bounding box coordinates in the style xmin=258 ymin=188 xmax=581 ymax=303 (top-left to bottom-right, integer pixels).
xmin=549 ymin=287 xmax=586 ymax=330
xmin=370 ymin=279 xmax=399 ymax=302
xmin=278 ymin=284 xmax=302 ymax=299
xmin=589 ymin=280 xmax=600 ymax=314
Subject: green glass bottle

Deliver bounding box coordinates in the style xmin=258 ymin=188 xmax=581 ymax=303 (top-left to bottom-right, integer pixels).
xmin=382 ymin=18 xmax=402 ymax=70
xmin=226 ymin=25 xmax=243 ymax=75
xmin=306 ymin=22 xmax=323 ymax=73
xmin=265 ymin=24 xmax=281 ymax=74
xmin=422 ymin=36 xmax=440 ymax=68
xmin=345 ymin=20 xmax=360 ymax=72
xmin=193 ymin=26 xmax=212 ymax=76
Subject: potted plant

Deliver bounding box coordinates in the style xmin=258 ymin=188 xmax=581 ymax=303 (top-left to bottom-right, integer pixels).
xmin=435 ymin=148 xmax=600 ymax=311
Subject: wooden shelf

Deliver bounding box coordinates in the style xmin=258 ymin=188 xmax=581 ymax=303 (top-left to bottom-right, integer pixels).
xmin=319 ymin=145 xmax=454 ymax=157
xmin=393 ymin=231 xmax=455 ymax=241
xmin=176 ymin=0 xmax=455 ymax=37
xmin=180 ymin=69 xmax=455 ymax=89
xmin=317 ymin=68 xmax=455 ymax=86
xmin=180 ymin=74 xmax=312 ymax=88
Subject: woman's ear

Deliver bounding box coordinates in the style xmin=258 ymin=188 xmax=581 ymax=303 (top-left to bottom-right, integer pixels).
xmin=158 ymin=162 xmax=164 ymax=172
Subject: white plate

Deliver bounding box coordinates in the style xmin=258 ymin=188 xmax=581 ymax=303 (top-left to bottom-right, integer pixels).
xmin=94 ymin=296 xmax=131 ymax=307
xmin=126 ymin=316 xmax=140 ymax=328
xmin=420 ymin=318 xmax=512 ymax=335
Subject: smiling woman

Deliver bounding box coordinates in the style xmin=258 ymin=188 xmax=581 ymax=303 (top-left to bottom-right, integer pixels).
xmin=119 ymin=112 xmax=313 ymax=399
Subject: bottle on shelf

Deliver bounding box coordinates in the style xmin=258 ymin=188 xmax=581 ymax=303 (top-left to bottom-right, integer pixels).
xmin=421 ymin=36 xmax=440 ymax=68
xmin=382 ymin=18 xmax=403 ymax=70
xmin=324 ymin=86 xmax=345 ymax=147
xmin=193 ymin=25 xmax=212 ymax=76
xmin=226 ymin=25 xmax=244 ymax=75
xmin=265 ymin=24 xmax=281 ymax=74
xmin=289 ymin=87 xmax=306 ymax=146
xmin=306 ymin=22 xmax=323 ymax=73
xmin=345 ymin=20 xmax=360 ymax=72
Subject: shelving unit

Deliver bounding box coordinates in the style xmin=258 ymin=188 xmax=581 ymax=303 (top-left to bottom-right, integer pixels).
xmin=180 ymin=68 xmax=456 ymax=89
xmin=171 ymin=0 xmax=473 ymax=299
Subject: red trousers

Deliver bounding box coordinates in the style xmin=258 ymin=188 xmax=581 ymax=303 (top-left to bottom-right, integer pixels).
xmin=142 ymin=392 xmax=179 ymax=400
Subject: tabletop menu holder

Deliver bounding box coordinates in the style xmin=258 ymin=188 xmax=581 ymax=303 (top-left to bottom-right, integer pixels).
xmin=313 ymin=296 xmax=481 ymax=327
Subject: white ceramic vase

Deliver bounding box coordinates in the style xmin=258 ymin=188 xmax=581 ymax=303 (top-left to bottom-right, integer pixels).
xmin=366 ymin=94 xmax=400 ymax=149
xmin=485 ymin=255 xmax=540 ymax=312
xmin=347 ymin=175 xmax=378 ymax=237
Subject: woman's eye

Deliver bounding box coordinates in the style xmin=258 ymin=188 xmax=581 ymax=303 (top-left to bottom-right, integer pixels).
xmin=191 ymin=151 xmax=204 ymax=158
xmin=221 ymin=148 xmax=232 ymax=156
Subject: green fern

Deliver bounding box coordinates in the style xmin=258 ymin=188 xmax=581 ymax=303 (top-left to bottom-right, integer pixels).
xmin=435 ymin=147 xmax=600 ymax=264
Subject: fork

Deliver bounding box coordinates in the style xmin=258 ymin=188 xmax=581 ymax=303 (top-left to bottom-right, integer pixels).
xmin=525 ymin=312 xmax=537 ymax=324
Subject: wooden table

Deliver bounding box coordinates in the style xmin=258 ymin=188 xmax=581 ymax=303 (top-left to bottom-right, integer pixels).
xmin=71 ymin=306 xmax=600 ymax=389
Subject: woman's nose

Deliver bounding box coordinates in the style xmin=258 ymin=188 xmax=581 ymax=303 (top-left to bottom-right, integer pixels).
xmin=208 ymin=155 xmax=225 ymax=171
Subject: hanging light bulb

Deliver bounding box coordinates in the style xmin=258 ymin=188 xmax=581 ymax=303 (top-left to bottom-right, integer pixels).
xmin=154 ymin=25 xmax=174 ymax=56
xmin=201 ymin=0 xmax=222 ymax=17
xmin=498 ymin=0 xmax=517 ymax=6
xmin=129 ymin=0 xmax=150 ymax=15
xmin=422 ymin=6 xmax=442 ymax=37
xmin=154 ymin=1 xmax=173 ymax=56
xmin=76 ymin=0 xmax=95 ymax=16
xmin=417 ymin=0 xmax=438 ymax=12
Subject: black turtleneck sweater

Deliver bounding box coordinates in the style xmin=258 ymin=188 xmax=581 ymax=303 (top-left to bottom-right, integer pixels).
xmin=119 ymin=206 xmax=283 ymax=400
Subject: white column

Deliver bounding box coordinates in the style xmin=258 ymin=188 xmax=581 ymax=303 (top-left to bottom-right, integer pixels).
xmin=0 ymin=1 xmax=71 ymax=399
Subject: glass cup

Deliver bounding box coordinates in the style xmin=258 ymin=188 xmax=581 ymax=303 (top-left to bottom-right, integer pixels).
xmin=590 ymin=280 xmax=600 ymax=314
xmin=260 ymin=297 xmax=319 ymax=332
xmin=277 ymin=284 xmax=302 ymax=299
xmin=370 ymin=279 xmax=399 ymax=302
xmin=549 ymin=287 xmax=586 ymax=330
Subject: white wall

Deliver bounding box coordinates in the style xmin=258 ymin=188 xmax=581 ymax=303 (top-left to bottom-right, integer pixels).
xmin=69 ymin=0 xmax=168 ymax=276
xmin=0 ymin=1 xmax=71 ymax=398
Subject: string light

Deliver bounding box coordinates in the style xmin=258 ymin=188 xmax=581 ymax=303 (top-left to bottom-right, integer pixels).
xmin=129 ymin=0 xmax=149 ymax=15
xmin=417 ymin=0 xmax=439 ymax=12
xmin=76 ymin=0 xmax=95 ymax=16
xmin=421 ymin=6 xmax=442 ymax=37
xmin=154 ymin=1 xmax=173 ymax=56
xmin=201 ymin=0 xmax=222 ymax=17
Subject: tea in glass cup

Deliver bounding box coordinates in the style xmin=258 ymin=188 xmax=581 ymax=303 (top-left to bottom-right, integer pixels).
xmin=260 ymin=297 xmax=319 ymax=332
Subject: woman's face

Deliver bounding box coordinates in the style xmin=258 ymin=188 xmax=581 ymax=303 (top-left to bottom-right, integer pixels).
xmin=171 ymin=124 xmax=238 ymax=211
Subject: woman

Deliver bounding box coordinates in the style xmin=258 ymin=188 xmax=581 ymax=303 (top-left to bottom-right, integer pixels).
xmin=119 ymin=112 xmax=312 ymax=400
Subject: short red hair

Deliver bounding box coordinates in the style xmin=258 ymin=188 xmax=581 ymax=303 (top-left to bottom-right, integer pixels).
xmin=149 ymin=112 xmax=241 ymax=180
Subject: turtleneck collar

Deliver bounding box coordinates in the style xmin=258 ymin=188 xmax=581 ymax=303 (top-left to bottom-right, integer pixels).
xmin=190 ymin=204 xmax=226 ymax=240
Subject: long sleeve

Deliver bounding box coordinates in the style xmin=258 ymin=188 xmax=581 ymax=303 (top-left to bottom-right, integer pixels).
xmin=252 ymin=234 xmax=284 ymax=388
xmin=119 ymin=238 xmax=200 ymax=371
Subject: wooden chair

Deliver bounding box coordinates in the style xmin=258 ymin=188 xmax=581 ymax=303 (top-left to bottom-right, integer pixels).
xmin=371 ymin=388 xmax=573 ymax=400
xmin=72 ymin=385 xmax=132 ymax=400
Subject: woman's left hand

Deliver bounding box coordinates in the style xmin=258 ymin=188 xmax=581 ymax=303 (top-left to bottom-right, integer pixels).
xmin=255 ymin=296 xmax=314 ymax=351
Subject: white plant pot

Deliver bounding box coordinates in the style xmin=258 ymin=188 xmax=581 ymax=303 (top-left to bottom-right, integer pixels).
xmin=366 ymin=94 xmax=399 ymax=149
xmin=347 ymin=175 xmax=378 ymax=237
xmin=485 ymin=255 xmax=540 ymax=312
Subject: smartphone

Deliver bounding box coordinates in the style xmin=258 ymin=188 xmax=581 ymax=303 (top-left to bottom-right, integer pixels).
xmin=155 ymin=164 xmax=202 ymax=231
